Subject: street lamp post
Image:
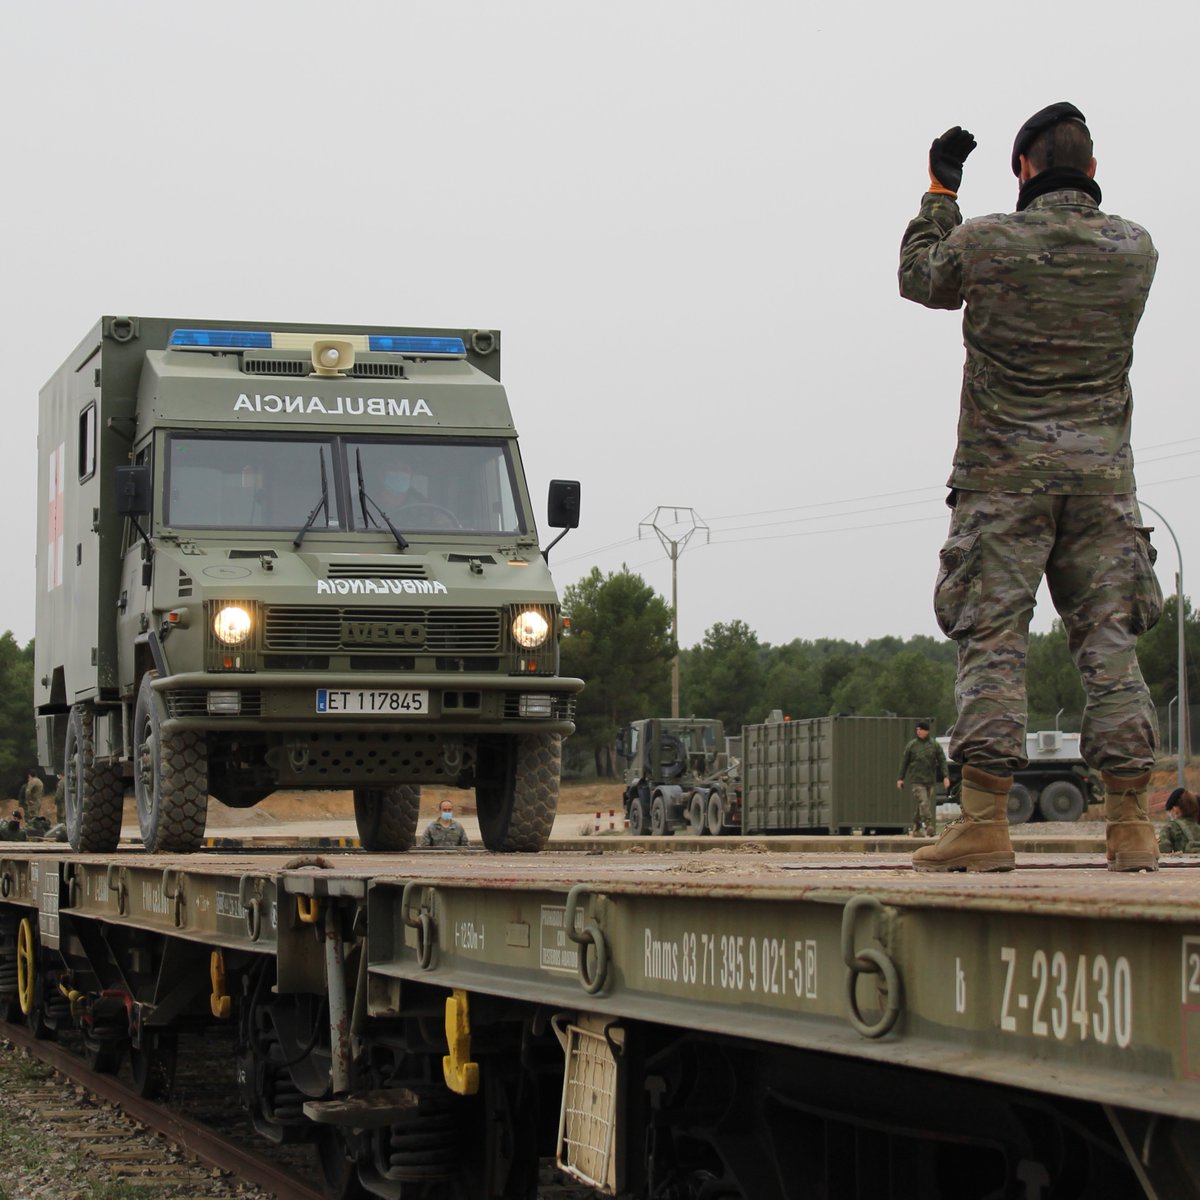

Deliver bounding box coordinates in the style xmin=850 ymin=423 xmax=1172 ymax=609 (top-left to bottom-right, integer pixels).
xmin=1139 ymin=502 xmax=1186 ymax=787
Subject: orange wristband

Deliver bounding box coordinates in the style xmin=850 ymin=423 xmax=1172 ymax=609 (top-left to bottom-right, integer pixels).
xmin=927 ymin=175 xmax=958 ymax=197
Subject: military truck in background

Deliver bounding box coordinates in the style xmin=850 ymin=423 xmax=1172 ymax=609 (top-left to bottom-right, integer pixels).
xmin=36 ymin=316 xmax=582 ymax=854
xmin=619 ymin=714 xmax=919 ymax=836
xmin=616 ymin=717 xmax=741 ymax=835
xmin=937 ymin=730 xmax=1097 ymax=823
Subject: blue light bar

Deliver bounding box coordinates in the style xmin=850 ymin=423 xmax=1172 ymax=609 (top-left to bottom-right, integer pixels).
xmin=169 ymin=329 xmax=273 ymax=349
xmin=368 ymin=335 xmax=466 ymax=355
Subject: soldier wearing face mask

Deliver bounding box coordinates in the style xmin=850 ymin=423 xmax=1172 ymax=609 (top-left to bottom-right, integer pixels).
xmin=420 ymin=798 xmax=469 ymax=848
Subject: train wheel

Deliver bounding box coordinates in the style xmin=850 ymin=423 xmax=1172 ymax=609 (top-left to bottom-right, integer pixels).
xmin=64 ymin=704 xmax=123 ymax=854
xmin=1037 ymin=780 xmax=1085 ymax=822
xmin=1007 ymin=783 xmax=1035 ymax=825
xmin=354 ymin=785 xmax=420 ymax=851
xmin=83 ymin=1031 xmax=125 ymax=1074
xmin=134 ymin=673 xmax=209 ymax=852
xmin=707 ymin=790 xmax=725 ymax=836
xmin=689 ymin=795 xmax=709 ymax=835
xmin=129 ymin=1033 xmax=178 ymax=1099
xmin=476 ymin=734 xmax=559 ymax=852
xmin=315 ymin=1127 xmax=368 ymax=1200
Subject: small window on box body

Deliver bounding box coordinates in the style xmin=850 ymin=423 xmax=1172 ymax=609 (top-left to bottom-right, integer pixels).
xmin=78 ymin=403 xmax=97 ymax=482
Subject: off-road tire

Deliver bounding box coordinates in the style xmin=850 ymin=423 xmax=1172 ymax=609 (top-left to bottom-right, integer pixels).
xmin=353 ymin=785 xmax=420 ymax=851
xmin=707 ymin=790 xmax=725 ymax=836
xmin=134 ymin=673 xmax=209 ymax=852
xmin=477 ymin=733 xmax=560 ymax=852
xmin=1037 ymin=779 xmax=1085 ymax=822
xmin=628 ymin=795 xmax=650 ymax=836
xmin=1007 ymin=782 xmax=1035 ymax=825
xmin=64 ymin=704 xmax=124 ymax=853
xmin=689 ymin=795 xmax=708 ymax=835
xmin=650 ymin=794 xmax=673 ymax=837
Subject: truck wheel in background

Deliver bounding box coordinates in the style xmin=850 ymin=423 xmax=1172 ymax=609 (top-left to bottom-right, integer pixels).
xmin=476 ymin=733 xmax=559 ymax=852
xmin=707 ymin=790 xmax=725 ymax=836
xmin=64 ymin=703 xmax=124 ymax=853
xmin=628 ymin=795 xmax=650 ymax=835
xmin=650 ymin=795 xmax=672 ymax=837
xmin=353 ymin=785 xmax=420 ymax=851
xmin=1007 ymin=782 xmax=1035 ymax=825
xmin=1037 ymin=779 xmax=1085 ymax=822
xmin=689 ymin=795 xmax=708 ymax=835
xmin=133 ymin=673 xmax=209 ymax=853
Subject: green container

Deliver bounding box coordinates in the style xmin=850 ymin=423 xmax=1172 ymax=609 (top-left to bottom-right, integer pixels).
xmin=741 ymin=716 xmax=922 ymax=834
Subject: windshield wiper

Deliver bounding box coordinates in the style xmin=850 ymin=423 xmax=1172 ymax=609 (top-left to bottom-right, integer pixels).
xmin=355 ymin=449 xmax=409 ymax=551
xmin=292 ymin=448 xmax=330 ymax=549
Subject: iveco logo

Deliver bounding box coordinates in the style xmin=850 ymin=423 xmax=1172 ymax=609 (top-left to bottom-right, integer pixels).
xmin=341 ymin=621 xmax=425 ymax=646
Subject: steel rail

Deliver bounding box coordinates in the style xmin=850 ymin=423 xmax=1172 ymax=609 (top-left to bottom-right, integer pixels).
xmin=0 ymin=1018 xmax=325 ymax=1200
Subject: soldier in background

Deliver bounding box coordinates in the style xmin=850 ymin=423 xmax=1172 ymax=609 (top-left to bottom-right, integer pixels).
xmin=419 ymin=799 xmax=469 ymax=848
xmin=20 ymin=770 xmax=44 ymax=823
xmin=0 ymin=809 xmax=27 ymax=842
xmin=900 ymin=102 xmax=1161 ymax=873
xmin=1159 ymin=788 xmax=1200 ymax=853
xmin=896 ymin=721 xmax=950 ymax=837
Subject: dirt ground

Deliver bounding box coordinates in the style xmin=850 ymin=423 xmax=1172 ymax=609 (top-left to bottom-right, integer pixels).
xmin=134 ymin=764 xmax=1192 ymax=832
xmin=137 ymin=778 xmax=623 ymax=830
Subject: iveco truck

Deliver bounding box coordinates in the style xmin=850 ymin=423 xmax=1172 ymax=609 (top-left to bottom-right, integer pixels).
xmin=35 ymin=317 xmax=582 ymax=853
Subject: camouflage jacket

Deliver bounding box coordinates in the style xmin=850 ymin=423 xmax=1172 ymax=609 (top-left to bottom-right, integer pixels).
xmin=420 ymin=818 xmax=469 ymax=848
xmin=898 ymin=737 xmax=948 ymax=786
xmin=1159 ymin=815 xmax=1200 ymax=853
xmin=899 ymin=189 xmax=1157 ymax=494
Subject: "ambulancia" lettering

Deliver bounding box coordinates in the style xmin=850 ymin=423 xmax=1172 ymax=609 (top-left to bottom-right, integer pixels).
xmin=317 ymin=578 xmax=448 ymax=596
xmin=233 ymin=394 xmax=433 ymax=418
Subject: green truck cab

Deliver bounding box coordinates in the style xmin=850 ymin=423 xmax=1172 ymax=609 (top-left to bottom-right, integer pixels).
xmin=616 ymin=717 xmax=738 ymax=835
xmin=36 ymin=317 xmax=582 ymax=853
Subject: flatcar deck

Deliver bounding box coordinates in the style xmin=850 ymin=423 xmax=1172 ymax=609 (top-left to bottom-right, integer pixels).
xmin=3 ymin=845 xmax=1198 ymax=1128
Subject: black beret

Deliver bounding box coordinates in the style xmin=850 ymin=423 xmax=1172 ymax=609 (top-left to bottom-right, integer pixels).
xmin=916 ymin=720 xmax=930 ymax=731
xmin=1011 ymin=101 xmax=1087 ymax=176
xmin=1166 ymin=786 xmax=1188 ymax=811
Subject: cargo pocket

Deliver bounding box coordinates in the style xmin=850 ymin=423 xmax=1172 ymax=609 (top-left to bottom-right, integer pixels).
xmin=1130 ymin=525 xmax=1163 ymax=635
xmin=933 ymin=531 xmax=981 ymax=640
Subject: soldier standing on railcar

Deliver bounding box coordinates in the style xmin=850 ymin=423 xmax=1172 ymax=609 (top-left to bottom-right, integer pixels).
xmin=899 ymin=102 xmax=1162 ymax=873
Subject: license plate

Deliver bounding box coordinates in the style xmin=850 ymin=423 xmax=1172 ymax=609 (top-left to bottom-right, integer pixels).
xmin=316 ymin=688 xmax=429 ymax=715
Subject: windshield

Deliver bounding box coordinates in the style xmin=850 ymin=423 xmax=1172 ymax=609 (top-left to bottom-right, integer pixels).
xmin=166 ymin=436 xmax=339 ymax=531
xmin=346 ymin=438 xmax=524 ymax=534
xmin=163 ymin=433 xmax=526 ymax=535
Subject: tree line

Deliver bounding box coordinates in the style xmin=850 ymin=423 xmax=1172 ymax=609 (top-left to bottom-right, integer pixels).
xmin=561 ymin=567 xmax=1200 ymax=776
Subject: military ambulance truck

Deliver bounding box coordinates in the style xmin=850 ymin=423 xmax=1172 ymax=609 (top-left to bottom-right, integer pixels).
xmin=35 ymin=317 xmax=582 ymax=854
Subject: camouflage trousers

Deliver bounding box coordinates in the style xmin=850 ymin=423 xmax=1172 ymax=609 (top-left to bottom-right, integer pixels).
xmin=909 ymin=783 xmax=936 ymax=836
xmin=935 ymin=491 xmax=1162 ymax=775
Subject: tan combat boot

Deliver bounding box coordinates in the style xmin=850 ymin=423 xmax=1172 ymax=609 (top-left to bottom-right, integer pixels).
xmin=913 ymin=765 xmax=1015 ymax=873
xmin=1102 ymin=770 xmax=1158 ymax=873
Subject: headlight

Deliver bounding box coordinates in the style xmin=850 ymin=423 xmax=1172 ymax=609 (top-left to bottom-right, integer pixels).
xmin=511 ymin=610 xmax=550 ymax=649
xmin=213 ymin=605 xmax=253 ymax=646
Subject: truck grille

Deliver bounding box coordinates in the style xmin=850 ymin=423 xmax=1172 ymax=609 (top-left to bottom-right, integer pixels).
xmin=263 ymin=606 xmax=501 ymax=653
xmin=166 ymin=690 xmax=263 ymax=719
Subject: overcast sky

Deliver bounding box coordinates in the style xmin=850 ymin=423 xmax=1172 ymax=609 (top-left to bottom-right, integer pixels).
xmin=3 ymin=2 xmax=1196 ymax=651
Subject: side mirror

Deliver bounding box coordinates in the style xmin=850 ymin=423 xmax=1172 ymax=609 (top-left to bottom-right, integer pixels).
xmin=547 ymin=479 xmax=580 ymax=529
xmin=114 ymin=465 xmax=151 ymax=516
xmin=615 ymin=728 xmax=628 ymax=758
xmin=542 ymin=480 xmax=580 ymax=561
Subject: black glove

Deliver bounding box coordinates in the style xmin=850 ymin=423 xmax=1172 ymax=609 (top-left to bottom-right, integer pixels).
xmin=928 ymin=126 xmax=977 ymax=193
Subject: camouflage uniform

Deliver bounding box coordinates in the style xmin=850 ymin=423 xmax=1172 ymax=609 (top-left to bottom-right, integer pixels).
xmin=22 ymin=775 xmax=44 ymax=823
xmin=899 ymin=188 xmax=1161 ymax=776
xmin=419 ymin=817 xmax=469 ymax=847
xmin=54 ymin=778 xmax=65 ymax=825
xmin=898 ymin=735 xmax=948 ymax=835
xmin=0 ymin=819 xmax=27 ymax=842
xmin=1159 ymin=815 xmax=1200 ymax=853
